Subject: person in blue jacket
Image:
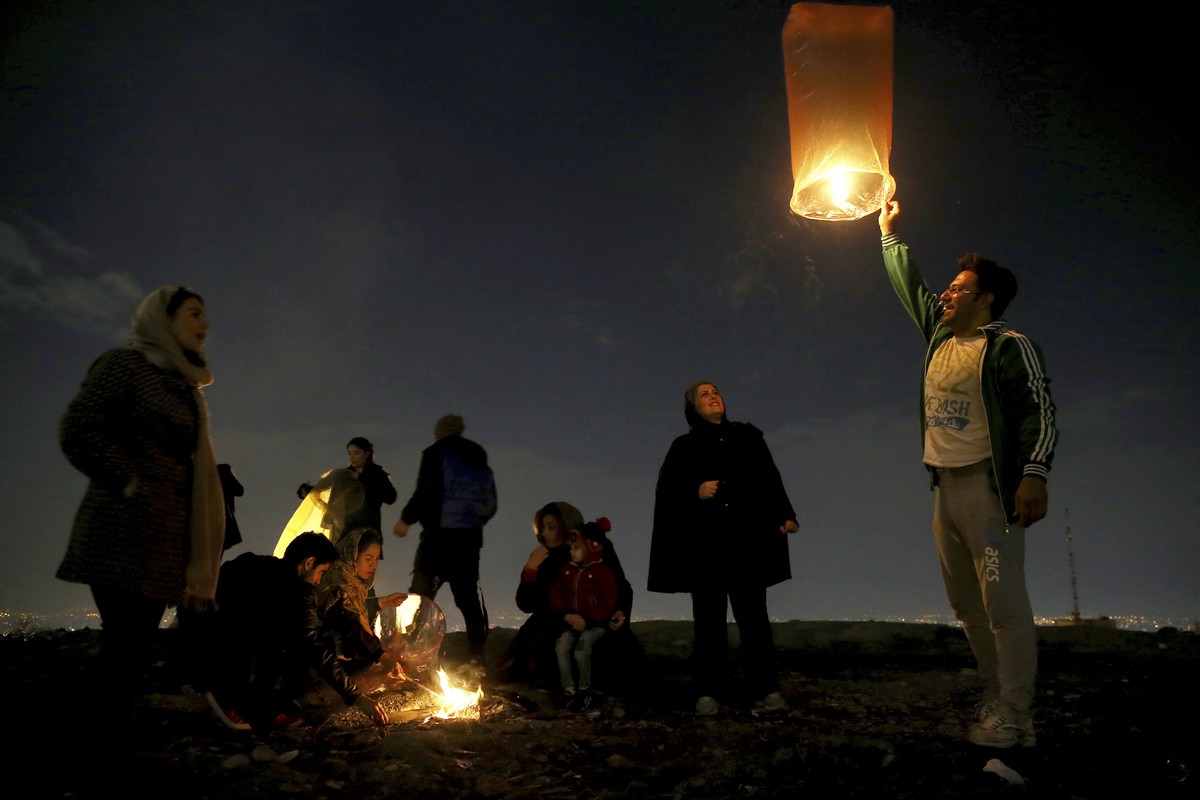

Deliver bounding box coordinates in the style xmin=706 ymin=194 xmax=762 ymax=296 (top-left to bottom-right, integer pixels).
xmin=393 ymin=414 xmax=497 ymax=662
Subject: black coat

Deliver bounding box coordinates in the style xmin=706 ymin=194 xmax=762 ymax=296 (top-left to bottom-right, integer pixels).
xmin=344 ymin=461 xmax=397 ymax=534
xmin=213 ymin=553 xmax=362 ymax=707
xmin=647 ymin=420 xmax=795 ymax=593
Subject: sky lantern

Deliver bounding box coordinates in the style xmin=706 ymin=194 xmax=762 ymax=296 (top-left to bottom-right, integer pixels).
xmin=782 ymin=3 xmax=895 ymax=221
xmin=272 ymin=468 xmax=364 ymax=557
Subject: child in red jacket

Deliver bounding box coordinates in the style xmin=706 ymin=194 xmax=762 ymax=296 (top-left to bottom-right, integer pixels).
xmin=548 ymin=518 xmax=618 ymax=710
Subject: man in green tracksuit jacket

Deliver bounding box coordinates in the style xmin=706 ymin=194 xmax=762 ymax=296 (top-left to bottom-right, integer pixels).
xmin=879 ymin=199 xmax=1058 ymax=749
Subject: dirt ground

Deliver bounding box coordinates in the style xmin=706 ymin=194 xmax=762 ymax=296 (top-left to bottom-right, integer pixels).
xmin=5 ymin=620 xmax=1196 ymax=799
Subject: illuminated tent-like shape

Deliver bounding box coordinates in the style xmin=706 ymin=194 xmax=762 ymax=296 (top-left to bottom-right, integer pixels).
xmin=273 ymin=468 xmax=365 ymax=557
xmin=782 ymin=3 xmax=895 ymax=221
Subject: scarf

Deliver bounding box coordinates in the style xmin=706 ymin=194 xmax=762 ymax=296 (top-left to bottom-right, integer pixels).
xmin=128 ymin=286 xmax=224 ymax=608
xmin=319 ymin=528 xmax=374 ymax=634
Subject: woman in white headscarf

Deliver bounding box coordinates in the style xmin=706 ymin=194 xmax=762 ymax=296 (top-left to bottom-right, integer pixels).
xmin=58 ymin=285 xmax=225 ymax=725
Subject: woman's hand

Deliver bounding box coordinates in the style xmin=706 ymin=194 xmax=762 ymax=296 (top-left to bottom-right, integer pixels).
xmin=564 ymin=613 xmax=586 ymax=632
xmin=354 ymin=695 xmax=389 ymax=726
xmin=525 ymin=544 xmax=551 ymax=571
xmin=698 ymin=480 xmax=719 ymax=500
xmin=608 ymin=610 xmax=626 ymax=631
xmin=378 ymin=592 xmax=407 ymax=608
xmin=779 ymin=520 xmax=799 ymax=534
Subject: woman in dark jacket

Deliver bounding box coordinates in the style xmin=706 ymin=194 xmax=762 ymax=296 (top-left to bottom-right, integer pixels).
xmin=503 ymin=501 xmax=583 ymax=683
xmin=342 ymin=436 xmax=399 ymax=534
xmin=296 ymin=437 xmax=398 ymax=539
xmin=297 ymin=437 xmax=398 ymax=625
xmin=647 ymin=380 xmax=799 ymax=715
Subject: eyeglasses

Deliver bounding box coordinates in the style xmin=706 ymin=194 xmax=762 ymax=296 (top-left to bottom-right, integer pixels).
xmin=945 ymin=285 xmax=975 ymax=298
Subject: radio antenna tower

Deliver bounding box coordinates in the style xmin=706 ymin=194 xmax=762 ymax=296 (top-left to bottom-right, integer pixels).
xmin=1064 ymin=507 xmax=1082 ymax=622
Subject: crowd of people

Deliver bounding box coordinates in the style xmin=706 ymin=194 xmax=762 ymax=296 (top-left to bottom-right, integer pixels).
xmin=56 ymin=199 xmax=1057 ymax=755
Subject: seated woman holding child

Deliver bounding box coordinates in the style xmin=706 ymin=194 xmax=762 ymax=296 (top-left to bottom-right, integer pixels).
xmin=503 ymin=502 xmax=642 ymax=692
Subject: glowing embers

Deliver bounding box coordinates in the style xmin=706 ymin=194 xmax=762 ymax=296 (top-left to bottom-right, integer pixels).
xmin=782 ymin=3 xmax=895 ymax=221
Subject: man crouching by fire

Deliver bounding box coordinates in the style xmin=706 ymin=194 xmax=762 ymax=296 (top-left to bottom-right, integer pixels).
xmin=192 ymin=532 xmax=388 ymax=733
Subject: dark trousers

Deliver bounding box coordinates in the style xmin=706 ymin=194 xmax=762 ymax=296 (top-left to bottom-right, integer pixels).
xmin=203 ymin=623 xmax=309 ymax=730
xmin=410 ymin=528 xmax=488 ymax=658
xmin=691 ymin=584 xmax=778 ymax=700
xmin=88 ymin=585 xmax=168 ymax=729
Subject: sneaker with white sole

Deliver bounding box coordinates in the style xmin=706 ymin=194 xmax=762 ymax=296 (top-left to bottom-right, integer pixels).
xmin=694 ymin=696 xmax=720 ymax=716
xmin=967 ymin=710 xmax=1036 ymax=748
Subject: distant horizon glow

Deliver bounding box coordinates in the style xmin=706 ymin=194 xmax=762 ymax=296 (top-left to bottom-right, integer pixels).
xmin=2 ymin=606 xmax=1192 ymax=636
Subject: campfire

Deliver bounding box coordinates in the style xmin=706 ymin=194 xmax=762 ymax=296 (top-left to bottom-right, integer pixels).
xmin=367 ymin=595 xmax=484 ymax=723
xmin=420 ymin=668 xmax=483 ymax=721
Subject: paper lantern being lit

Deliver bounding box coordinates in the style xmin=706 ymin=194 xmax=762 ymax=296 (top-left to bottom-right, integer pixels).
xmin=782 ymin=3 xmax=895 ymax=221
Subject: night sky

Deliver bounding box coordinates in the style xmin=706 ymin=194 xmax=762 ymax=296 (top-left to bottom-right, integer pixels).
xmin=2 ymin=1 xmax=1196 ymax=629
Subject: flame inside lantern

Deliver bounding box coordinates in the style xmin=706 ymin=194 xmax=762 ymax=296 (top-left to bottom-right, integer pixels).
xmin=794 ymin=164 xmax=896 ymax=221
xmin=375 ymin=594 xmax=447 ymax=684
xmin=374 ymin=592 xmax=425 ymax=639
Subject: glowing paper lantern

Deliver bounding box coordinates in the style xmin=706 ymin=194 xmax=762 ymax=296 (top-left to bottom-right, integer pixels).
xmin=782 ymin=3 xmax=895 ymax=221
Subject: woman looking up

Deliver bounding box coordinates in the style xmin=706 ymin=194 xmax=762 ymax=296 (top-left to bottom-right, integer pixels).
xmin=648 ymin=380 xmax=800 ymax=717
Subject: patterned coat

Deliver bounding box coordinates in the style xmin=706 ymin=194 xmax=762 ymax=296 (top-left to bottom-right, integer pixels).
xmin=57 ymin=348 xmax=199 ymax=605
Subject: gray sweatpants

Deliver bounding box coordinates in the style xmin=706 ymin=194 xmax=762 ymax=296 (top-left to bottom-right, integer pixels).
xmin=932 ymin=460 xmax=1036 ymax=719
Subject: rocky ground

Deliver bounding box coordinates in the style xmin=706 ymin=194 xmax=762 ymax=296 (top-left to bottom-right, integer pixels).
xmin=5 ymin=620 xmax=1197 ymax=799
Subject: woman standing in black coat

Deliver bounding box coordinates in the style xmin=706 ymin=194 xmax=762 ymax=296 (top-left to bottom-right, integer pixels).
xmin=647 ymin=381 xmax=799 ymax=716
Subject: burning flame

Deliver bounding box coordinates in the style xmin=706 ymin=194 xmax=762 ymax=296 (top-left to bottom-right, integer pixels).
xmin=827 ymin=169 xmax=853 ymax=214
xmin=374 ymin=593 xmax=424 ymax=639
xmin=424 ymin=668 xmax=482 ymax=720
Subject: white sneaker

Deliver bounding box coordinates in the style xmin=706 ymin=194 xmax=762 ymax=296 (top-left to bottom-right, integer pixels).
xmin=694 ymin=696 xmax=720 ymax=716
xmin=967 ymin=710 xmax=1036 ymax=748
